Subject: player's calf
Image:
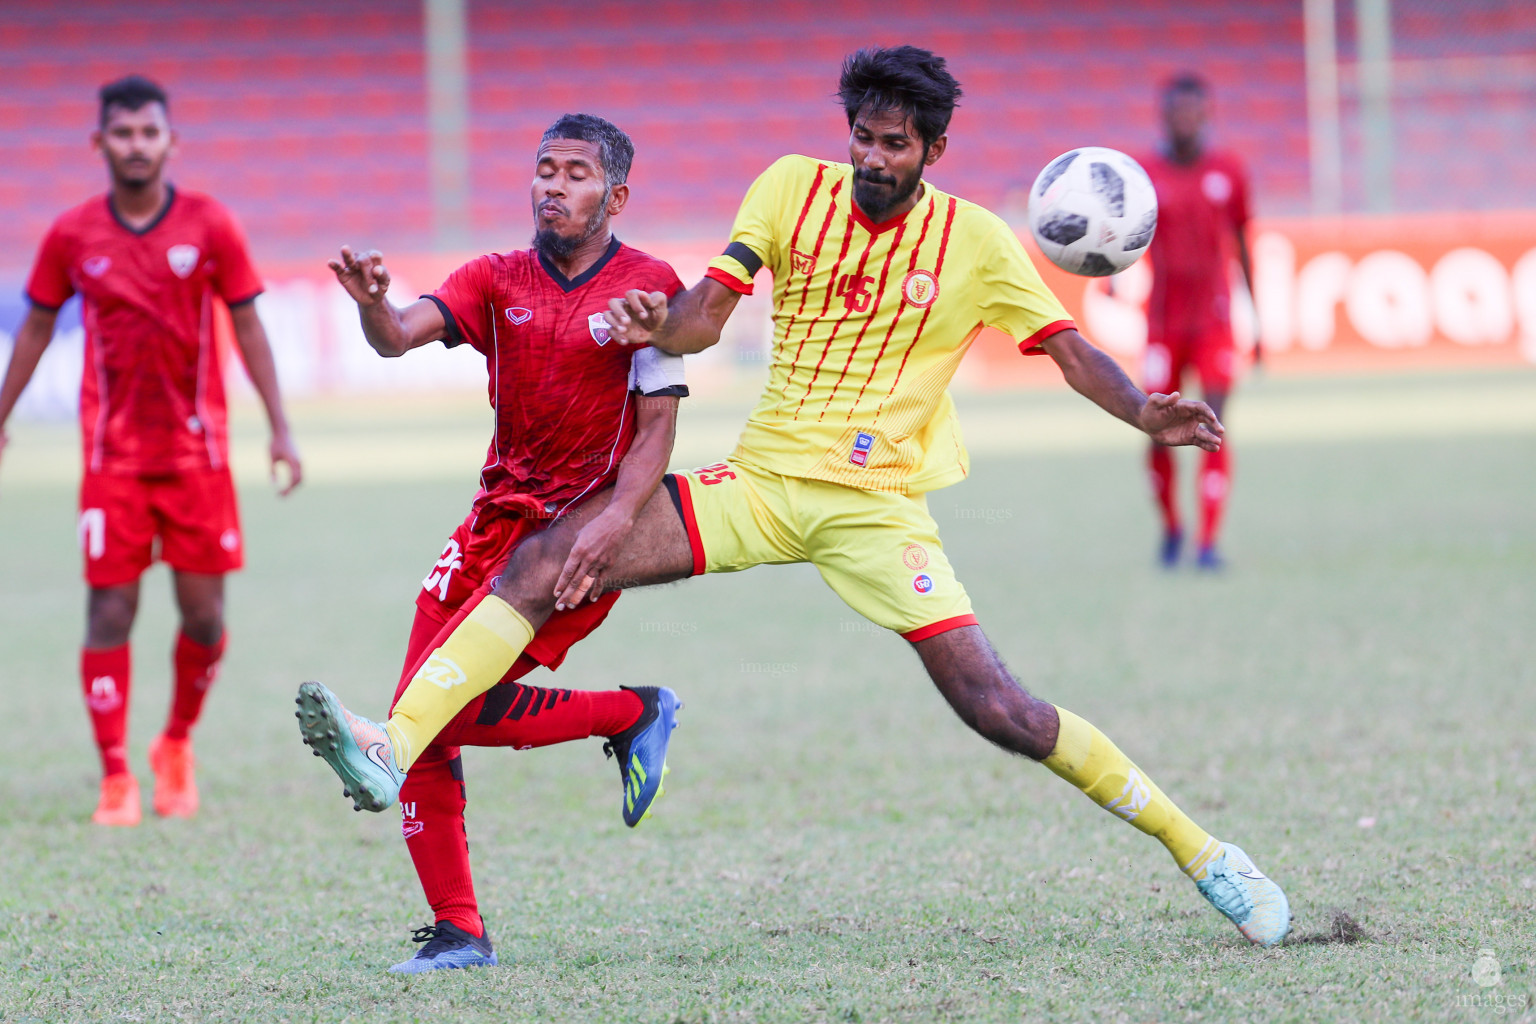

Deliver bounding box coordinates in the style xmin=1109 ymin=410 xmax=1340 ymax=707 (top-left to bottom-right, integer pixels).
xmin=914 ymin=626 xmax=1058 ymax=760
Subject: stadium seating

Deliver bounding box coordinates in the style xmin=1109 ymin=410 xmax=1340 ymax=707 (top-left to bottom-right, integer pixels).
xmin=1 ymin=0 xmax=1525 ymax=275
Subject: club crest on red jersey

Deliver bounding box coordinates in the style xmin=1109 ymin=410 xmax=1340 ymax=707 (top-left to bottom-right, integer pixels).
xmin=505 ymin=307 xmax=532 ymax=325
xmin=901 ymin=269 xmax=939 ymax=308
xmin=167 ymin=245 xmax=200 ymax=279
xmin=588 ymin=312 xmax=612 ymax=346
xmin=83 ymin=256 xmax=112 ymax=278
xmin=791 ymin=249 xmax=816 ymax=276
xmin=1202 ymin=170 xmax=1233 ymax=203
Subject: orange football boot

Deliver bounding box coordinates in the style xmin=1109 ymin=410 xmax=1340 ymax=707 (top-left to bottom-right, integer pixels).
xmin=92 ymin=772 xmax=141 ymax=826
xmin=149 ymin=734 xmax=199 ymax=818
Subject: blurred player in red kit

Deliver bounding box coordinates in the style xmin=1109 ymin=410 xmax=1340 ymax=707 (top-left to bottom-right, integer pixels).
xmin=0 ymin=76 xmax=303 ymax=824
xmin=298 ymin=113 xmax=686 ymax=972
xmin=1140 ymin=74 xmax=1253 ymax=570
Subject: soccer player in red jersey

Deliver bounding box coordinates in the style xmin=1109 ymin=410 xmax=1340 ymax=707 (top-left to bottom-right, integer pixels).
xmin=297 ymin=113 xmax=686 ymax=972
xmin=1139 ymin=74 xmax=1254 ymax=570
xmin=0 ymin=76 xmax=302 ymax=825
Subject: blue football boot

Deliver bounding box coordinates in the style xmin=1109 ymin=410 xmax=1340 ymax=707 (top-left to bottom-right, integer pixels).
xmin=1196 ymin=544 xmax=1225 ymax=572
xmin=389 ymin=920 xmax=498 ymax=973
xmin=1160 ymin=527 xmax=1185 ymax=568
xmin=603 ymin=686 xmax=681 ymax=827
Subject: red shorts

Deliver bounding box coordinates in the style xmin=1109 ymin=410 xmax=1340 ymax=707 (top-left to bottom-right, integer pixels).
xmin=1143 ymin=323 xmax=1236 ymax=397
xmin=409 ymin=509 xmax=619 ymax=678
xmin=78 ymin=468 xmax=243 ymax=587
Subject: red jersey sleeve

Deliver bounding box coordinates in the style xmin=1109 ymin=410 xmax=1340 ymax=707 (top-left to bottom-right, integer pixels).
xmin=206 ymin=202 xmax=264 ymax=306
xmin=25 ymin=220 xmax=75 ymax=311
xmin=655 ymin=262 xmax=685 ymax=300
xmin=428 ymin=256 xmax=495 ymax=354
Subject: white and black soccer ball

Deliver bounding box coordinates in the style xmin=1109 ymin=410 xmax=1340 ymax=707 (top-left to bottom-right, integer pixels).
xmin=1026 ymin=147 xmax=1157 ymax=277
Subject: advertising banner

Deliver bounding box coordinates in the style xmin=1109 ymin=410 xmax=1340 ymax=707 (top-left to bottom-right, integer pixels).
xmin=4 ymin=212 xmax=1532 ymax=418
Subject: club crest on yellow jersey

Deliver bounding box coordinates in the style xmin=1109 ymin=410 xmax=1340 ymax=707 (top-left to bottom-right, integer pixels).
xmin=902 ymin=543 xmax=929 ymax=570
xmin=902 ymin=269 xmax=939 ymax=308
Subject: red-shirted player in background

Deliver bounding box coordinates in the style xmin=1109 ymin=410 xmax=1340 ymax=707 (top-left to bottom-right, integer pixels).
xmin=1140 ymin=74 xmax=1253 ymax=570
xmin=297 ymin=114 xmax=685 ymax=973
xmin=0 ymin=76 xmax=303 ymax=825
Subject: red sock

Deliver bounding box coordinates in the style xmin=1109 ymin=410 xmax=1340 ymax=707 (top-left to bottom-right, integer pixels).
xmin=439 ymin=684 xmax=640 ymax=748
xmin=1198 ymin=444 xmax=1231 ymax=550
xmin=165 ymin=631 xmax=226 ymax=741
xmin=1149 ymin=445 xmax=1180 ymax=535
xmin=81 ymin=645 xmax=131 ymax=777
xmin=400 ymin=747 xmax=482 ymax=935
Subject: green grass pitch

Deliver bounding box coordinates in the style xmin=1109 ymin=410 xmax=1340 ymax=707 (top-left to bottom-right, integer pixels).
xmin=1 ymin=370 xmax=1532 ymax=1022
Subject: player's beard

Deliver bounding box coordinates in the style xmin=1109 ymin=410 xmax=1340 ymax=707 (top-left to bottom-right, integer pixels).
xmin=533 ymin=191 xmax=611 ymax=263
xmin=852 ymin=165 xmax=923 ymax=223
xmin=109 ymin=151 xmax=165 ymax=191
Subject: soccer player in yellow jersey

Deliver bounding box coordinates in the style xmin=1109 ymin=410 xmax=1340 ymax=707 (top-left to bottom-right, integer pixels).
xmin=303 ymin=46 xmax=1292 ymax=947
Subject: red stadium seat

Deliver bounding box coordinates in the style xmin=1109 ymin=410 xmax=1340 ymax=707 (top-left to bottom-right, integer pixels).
xmin=4 ymin=0 xmax=1519 ymax=264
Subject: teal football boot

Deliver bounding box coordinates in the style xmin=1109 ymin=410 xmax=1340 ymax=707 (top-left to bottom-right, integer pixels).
xmin=295 ymin=681 xmax=406 ymax=812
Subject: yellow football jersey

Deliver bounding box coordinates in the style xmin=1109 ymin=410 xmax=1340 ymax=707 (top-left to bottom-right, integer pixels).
xmin=707 ymin=154 xmax=1074 ymax=494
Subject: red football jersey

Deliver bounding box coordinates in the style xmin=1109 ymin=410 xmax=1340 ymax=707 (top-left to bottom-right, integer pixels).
xmin=26 ymin=187 xmax=264 ymax=475
xmin=428 ymin=237 xmax=685 ymax=518
xmin=1141 ymin=149 xmax=1250 ymax=336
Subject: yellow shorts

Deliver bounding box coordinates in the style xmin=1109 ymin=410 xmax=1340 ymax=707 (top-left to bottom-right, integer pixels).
xmin=668 ymin=456 xmax=975 ymax=640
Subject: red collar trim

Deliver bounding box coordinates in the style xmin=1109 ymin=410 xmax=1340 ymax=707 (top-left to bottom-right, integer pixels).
xmin=849 ymin=185 xmax=927 ymax=235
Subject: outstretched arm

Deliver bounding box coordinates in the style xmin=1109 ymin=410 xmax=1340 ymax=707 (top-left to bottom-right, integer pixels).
xmin=1236 ymin=227 xmax=1260 ymax=367
xmin=604 ymin=277 xmax=742 ymax=355
xmin=553 ymin=393 xmax=681 ymax=608
xmin=0 ymin=304 xmax=60 ymax=469
xmin=229 ymin=301 xmax=303 ymax=496
xmin=1039 ymin=328 xmax=1225 ymax=451
xmin=327 ymin=246 xmax=448 ymax=357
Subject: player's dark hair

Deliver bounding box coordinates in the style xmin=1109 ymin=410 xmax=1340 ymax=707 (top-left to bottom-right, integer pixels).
xmin=541 ymin=113 xmax=634 ymax=186
xmin=838 ymin=46 xmax=962 ymax=149
xmin=99 ymin=74 xmax=169 ymax=126
xmin=1162 ymin=72 xmax=1210 ymax=104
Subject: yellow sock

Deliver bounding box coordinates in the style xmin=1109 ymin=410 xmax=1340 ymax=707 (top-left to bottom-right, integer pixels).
xmin=384 ymin=595 xmax=535 ymax=771
xmin=1043 ymin=706 xmax=1221 ymax=879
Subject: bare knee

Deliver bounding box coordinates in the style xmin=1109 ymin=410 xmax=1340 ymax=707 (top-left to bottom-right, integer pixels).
xmin=950 ymin=676 xmax=1057 ymax=760
xmin=490 ymin=529 xmax=566 ymax=615
xmin=914 ymin=625 xmax=1059 ymax=760
xmin=178 ymin=606 xmax=224 ymax=646
xmin=174 ymin=573 xmax=225 ymax=645
xmin=86 ymin=585 xmax=139 ymax=648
